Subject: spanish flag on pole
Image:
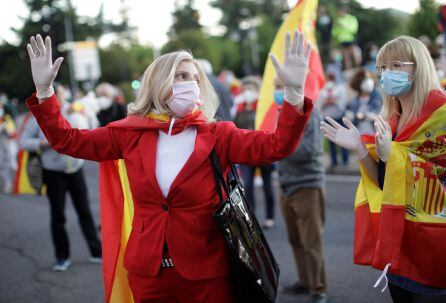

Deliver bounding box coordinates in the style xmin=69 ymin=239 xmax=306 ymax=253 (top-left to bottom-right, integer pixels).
xmin=256 ymin=0 xmax=324 ymax=131
xmin=355 ymin=90 xmax=446 ymax=288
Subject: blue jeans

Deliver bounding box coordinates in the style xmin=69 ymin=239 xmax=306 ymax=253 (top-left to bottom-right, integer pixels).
xmin=326 ymin=118 xmax=349 ymax=166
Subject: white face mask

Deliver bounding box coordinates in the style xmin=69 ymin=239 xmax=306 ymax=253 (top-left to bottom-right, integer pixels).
xmin=97 ymin=96 xmax=113 ymax=110
xmin=166 ymin=81 xmax=203 ymax=118
xmin=360 ymin=77 xmax=375 ymax=93
xmin=243 ymin=90 xmax=258 ymax=103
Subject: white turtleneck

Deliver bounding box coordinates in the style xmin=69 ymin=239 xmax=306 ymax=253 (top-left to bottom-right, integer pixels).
xmin=155 ymin=126 xmax=197 ymax=198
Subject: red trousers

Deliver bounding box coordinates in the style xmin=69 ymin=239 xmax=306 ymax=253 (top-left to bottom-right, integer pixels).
xmin=128 ymin=268 xmax=235 ymax=303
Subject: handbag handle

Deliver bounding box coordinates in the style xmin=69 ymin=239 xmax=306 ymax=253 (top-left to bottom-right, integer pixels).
xmin=209 ymin=151 xmax=230 ymax=205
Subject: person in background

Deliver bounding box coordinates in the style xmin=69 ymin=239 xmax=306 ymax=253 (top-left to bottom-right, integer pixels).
xmin=95 ymin=82 xmax=126 ymax=126
xmin=234 ymin=76 xmax=276 ymax=228
xmin=363 ymin=42 xmax=379 ymax=73
xmin=218 ymin=69 xmax=242 ymax=99
xmin=0 ymin=101 xmax=16 ymax=193
xmin=345 ymin=68 xmax=382 ymax=135
xmin=325 ymin=49 xmax=345 ymax=84
xmin=275 ymin=76 xmax=328 ymax=303
xmin=331 ymin=5 xmax=359 ymax=70
xmin=439 ymin=4 xmax=446 ymax=46
xmin=196 ymin=59 xmax=234 ymax=121
xmin=318 ymin=72 xmax=349 ymax=168
xmin=418 ymin=35 xmax=441 ymax=60
xmin=317 ymin=5 xmax=333 ymax=65
xmin=20 ymin=83 xmax=102 ymax=271
xmin=0 ymin=92 xmax=18 ymax=121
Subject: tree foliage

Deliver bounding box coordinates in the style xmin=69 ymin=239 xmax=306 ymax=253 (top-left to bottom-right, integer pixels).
xmin=409 ymin=0 xmax=439 ymax=41
xmin=0 ymin=0 xmax=104 ymax=100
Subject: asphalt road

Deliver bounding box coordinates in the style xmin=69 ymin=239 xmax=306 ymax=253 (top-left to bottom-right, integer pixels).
xmin=0 ymin=161 xmax=392 ymax=303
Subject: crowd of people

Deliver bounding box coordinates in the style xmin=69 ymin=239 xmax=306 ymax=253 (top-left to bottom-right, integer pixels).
xmin=1 ymin=5 xmax=446 ymax=302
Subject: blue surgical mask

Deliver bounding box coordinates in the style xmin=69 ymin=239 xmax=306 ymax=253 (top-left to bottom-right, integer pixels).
xmin=380 ymin=70 xmax=413 ymax=96
xmin=273 ymin=90 xmax=284 ymax=106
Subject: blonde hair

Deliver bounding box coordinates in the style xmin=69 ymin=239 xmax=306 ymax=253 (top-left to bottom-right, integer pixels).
xmin=376 ymin=36 xmax=442 ymax=124
xmin=127 ymin=50 xmax=219 ymax=122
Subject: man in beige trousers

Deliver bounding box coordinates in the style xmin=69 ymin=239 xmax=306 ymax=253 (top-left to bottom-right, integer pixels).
xmin=276 ymin=88 xmax=327 ymax=303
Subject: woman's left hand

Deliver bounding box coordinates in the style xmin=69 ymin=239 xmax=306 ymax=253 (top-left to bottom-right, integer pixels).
xmin=269 ymin=30 xmax=311 ymax=106
xmin=374 ymin=116 xmax=392 ymax=162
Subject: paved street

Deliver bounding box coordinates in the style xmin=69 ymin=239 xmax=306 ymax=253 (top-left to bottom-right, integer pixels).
xmin=0 ymin=161 xmax=392 ymax=303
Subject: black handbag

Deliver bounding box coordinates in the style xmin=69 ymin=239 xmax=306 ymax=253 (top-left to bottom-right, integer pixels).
xmin=209 ymin=151 xmax=280 ymax=303
xmin=26 ymin=151 xmax=44 ymax=195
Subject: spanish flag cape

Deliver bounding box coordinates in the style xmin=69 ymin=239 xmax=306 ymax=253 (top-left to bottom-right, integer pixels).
xmin=99 ymin=111 xmax=207 ymax=303
xmin=355 ymin=90 xmax=446 ymax=288
xmin=256 ymin=0 xmax=324 ymax=131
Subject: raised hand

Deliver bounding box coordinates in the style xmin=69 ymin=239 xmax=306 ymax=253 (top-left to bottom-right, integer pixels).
xmin=26 ymin=34 xmax=64 ymax=99
xmin=374 ymin=116 xmax=392 ymax=162
xmin=320 ymin=117 xmax=369 ymax=159
xmin=269 ymin=30 xmax=311 ymax=106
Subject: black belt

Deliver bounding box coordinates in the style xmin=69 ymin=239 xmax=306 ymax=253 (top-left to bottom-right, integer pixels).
xmin=161 ymin=257 xmax=174 ymax=268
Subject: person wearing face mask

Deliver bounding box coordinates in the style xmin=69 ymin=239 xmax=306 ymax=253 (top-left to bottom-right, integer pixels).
xmin=19 ymin=83 xmax=103 ymax=272
xmin=345 ymin=68 xmax=382 ymax=135
xmin=95 ymin=82 xmax=127 ymax=127
xmin=0 ymin=102 xmax=16 ymax=194
xmin=363 ymin=42 xmax=379 ymax=73
xmin=234 ymin=76 xmax=277 ymax=229
xmin=321 ymin=36 xmax=446 ymax=302
xmin=24 ymin=30 xmax=313 ymax=303
xmin=318 ymin=72 xmax=349 ymax=168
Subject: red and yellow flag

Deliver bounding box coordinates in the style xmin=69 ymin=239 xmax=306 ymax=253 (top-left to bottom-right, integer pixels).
xmin=256 ymin=0 xmax=324 ymax=131
xmin=354 ymin=90 xmax=446 ymax=288
xmin=100 ymin=160 xmax=135 ymax=303
xmin=13 ymin=113 xmax=38 ymax=195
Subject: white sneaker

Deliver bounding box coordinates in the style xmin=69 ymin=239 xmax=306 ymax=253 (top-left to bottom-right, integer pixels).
xmin=3 ymin=181 xmax=12 ymax=194
xmin=52 ymin=259 xmax=71 ymax=271
xmin=262 ymin=219 xmax=275 ymax=229
xmin=88 ymin=257 xmax=102 ymax=264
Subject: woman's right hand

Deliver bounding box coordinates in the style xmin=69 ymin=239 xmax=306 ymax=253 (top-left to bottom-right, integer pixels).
xmin=26 ymin=34 xmax=64 ymax=99
xmin=320 ymin=117 xmax=368 ymax=159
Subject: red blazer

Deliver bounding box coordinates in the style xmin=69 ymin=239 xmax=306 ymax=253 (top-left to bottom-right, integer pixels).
xmin=26 ymin=93 xmax=313 ymax=280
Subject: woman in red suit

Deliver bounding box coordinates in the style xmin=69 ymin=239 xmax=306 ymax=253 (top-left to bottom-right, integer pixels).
xmin=25 ymin=30 xmax=313 ymax=303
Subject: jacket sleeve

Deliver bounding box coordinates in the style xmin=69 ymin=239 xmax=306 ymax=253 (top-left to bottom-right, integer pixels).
xmin=26 ymin=93 xmax=123 ymax=162
xmin=216 ymin=98 xmax=313 ymax=166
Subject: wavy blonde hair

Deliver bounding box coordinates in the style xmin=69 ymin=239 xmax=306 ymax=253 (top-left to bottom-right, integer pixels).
xmin=376 ymin=36 xmax=442 ymax=125
xmin=127 ymin=50 xmax=219 ymax=122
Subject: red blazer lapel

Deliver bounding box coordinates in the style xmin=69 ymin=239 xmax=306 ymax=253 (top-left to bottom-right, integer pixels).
xmin=138 ymin=130 xmax=166 ymax=201
xmin=167 ymin=127 xmax=217 ymax=200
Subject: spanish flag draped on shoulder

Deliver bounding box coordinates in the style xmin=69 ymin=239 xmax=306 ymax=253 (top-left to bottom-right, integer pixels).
xmin=99 ymin=112 xmax=172 ymax=303
xmin=356 ymin=90 xmax=446 ymax=288
xmin=256 ymin=0 xmax=324 ymax=131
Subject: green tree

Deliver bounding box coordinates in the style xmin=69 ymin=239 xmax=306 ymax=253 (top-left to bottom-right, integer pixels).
xmin=162 ymin=0 xmax=224 ymax=72
xmin=409 ymin=0 xmax=439 ymax=40
xmin=0 ymin=0 xmax=104 ymax=101
xmin=170 ymin=0 xmax=202 ymax=38
xmin=210 ymin=0 xmax=287 ymax=75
